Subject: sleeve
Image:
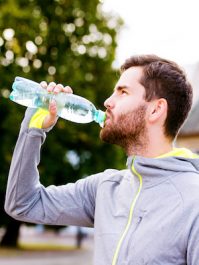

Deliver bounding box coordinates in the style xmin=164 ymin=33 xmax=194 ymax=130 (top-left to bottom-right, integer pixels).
xmin=29 ymin=108 xmax=50 ymax=128
xmin=4 ymin=108 xmax=101 ymax=227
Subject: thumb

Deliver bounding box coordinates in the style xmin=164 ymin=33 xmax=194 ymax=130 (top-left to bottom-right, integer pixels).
xmin=42 ymin=100 xmax=58 ymax=129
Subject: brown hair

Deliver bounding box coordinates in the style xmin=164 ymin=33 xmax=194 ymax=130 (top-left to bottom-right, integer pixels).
xmin=121 ymin=54 xmax=193 ymax=139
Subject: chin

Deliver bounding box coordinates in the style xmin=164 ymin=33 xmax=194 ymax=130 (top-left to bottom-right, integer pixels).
xmin=99 ymin=126 xmax=114 ymax=143
xmin=99 ymin=127 xmax=108 ymax=142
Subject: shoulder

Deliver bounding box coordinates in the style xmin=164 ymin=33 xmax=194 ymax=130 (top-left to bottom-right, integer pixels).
xmin=83 ymin=168 xmax=129 ymax=189
xmin=100 ymin=168 xmax=129 ymax=183
xmin=169 ymin=171 xmax=199 ymax=205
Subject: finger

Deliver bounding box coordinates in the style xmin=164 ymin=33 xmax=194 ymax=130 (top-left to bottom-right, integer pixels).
xmin=40 ymin=81 xmax=48 ymax=88
xmin=49 ymin=99 xmax=57 ymax=116
xmin=47 ymin=82 xmax=57 ymax=92
xmin=53 ymin=84 xmax=64 ymax=94
xmin=63 ymin=85 xmax=73 ymax=94
xmin=42 ymin=100 xmax=58 ymax=129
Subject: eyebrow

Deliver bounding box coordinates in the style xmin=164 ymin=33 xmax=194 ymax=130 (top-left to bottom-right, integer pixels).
xmin=114 ymin=85 xmax=130 ymax=92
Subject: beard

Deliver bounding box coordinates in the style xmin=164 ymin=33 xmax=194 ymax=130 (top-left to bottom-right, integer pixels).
xmin=100 ymin=104 xmax=148 ymax=154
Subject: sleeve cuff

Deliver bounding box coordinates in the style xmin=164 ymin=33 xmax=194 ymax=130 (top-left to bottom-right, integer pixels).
xmin=29 ymin=109 xmax=49 ymax=129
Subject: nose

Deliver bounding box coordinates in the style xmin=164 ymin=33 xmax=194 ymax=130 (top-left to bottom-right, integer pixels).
xmin=104 ymin=94 xmax=114 ymax=109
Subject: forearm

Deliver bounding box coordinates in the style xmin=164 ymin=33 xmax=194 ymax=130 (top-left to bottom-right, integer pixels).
xmin=4 ymin=110 xmax=46 ymax=221
xmin=4 ymin=109 xmax=96 ymax=226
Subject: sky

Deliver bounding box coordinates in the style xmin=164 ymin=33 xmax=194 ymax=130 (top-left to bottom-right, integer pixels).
xmin=102 ymin=0 xmax=199 ymax=67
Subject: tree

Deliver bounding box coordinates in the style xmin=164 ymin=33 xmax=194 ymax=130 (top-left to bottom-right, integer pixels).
xmin=0 ymin=0 xmax=125 ymax=247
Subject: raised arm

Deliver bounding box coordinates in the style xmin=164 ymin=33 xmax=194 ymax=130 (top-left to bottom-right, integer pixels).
xmin=5 ymin=82 xmax=100 ymax=227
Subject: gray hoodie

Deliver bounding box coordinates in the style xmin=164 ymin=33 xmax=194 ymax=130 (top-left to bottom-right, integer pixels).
xmin=5 ymin=109 xmax=199 ymax=265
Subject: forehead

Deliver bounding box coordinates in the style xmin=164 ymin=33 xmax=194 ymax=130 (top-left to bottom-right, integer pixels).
xmin=117 ymin=66 xmax=143 ymax=88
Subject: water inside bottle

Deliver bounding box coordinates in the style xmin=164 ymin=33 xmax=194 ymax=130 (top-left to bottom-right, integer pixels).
xmin=59 ymin=105 xmax=93 ymax=123
xmin=10 ymin=79 xmax=106 ymax=126
xmin=9 ymin=93 xmax=38 ymax=108
xmin=33 ymin=92 xmax=94 ymax=123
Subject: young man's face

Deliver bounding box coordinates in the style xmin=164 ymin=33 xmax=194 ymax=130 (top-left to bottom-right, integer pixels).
xmin=100 ymin=66 xmax=149 ymax=150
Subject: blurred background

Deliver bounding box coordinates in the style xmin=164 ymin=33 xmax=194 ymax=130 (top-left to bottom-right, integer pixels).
xmin=0 ymin=0 xmax=199 ymax=264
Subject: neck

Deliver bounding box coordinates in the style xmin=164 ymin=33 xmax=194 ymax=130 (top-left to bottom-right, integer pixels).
xmin=125 ymin=132 xmax=173 ymax=158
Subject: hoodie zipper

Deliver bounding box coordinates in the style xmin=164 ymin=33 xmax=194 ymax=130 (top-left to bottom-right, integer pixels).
xmin=111 ymin=156 xmax=143 ymax=265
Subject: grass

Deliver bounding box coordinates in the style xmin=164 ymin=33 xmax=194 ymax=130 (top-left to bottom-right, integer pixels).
xmin=18 ymin=242 xmax=77 ymax=251
xmin=0 ymin=243 xmax=80 ymax=257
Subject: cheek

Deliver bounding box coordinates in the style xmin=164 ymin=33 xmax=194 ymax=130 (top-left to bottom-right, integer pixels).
xmin=115 ymin=100 xmax=135 ymax=115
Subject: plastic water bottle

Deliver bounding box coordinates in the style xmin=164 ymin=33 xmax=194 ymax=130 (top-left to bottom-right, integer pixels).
xmin=10 ymin=77 xmax=106 ymax=127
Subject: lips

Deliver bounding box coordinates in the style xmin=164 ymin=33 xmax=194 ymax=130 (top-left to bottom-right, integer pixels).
xmin=104 ymin=111 xmax=112 ymax=125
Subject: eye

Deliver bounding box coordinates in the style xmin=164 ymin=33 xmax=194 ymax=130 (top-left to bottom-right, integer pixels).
xmin=121 ymin=89 xmax=128 ymax=95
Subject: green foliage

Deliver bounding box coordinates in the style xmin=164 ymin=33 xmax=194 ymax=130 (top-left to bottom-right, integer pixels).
xmin=0 ymin=0 xmax=126 ymax=227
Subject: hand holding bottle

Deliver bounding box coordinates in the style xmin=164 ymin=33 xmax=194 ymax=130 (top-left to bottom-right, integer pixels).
xmin=39 ymin=81 xmax=73 ymax=129
xmin=10 ymin=76 xmax=105 ymax=127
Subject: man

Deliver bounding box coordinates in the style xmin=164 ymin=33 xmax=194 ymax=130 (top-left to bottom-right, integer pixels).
xmin=5 ymin=55 xmax=199 ymax=265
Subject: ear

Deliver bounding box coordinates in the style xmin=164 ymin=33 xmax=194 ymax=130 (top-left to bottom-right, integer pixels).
xmin=147 ymin=98 xmax=168 ymax=123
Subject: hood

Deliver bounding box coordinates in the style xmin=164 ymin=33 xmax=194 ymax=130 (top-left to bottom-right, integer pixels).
xmin=127 ymin=148 xmax=199 ymax=187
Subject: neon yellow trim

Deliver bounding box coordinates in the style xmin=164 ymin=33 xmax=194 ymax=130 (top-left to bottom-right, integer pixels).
xmin=111 ymin=157 xmax=143 ymax=265
xmin=29 ymin=108 xmax=49 ymax=129
xmin=157 ymin=147 xmax=199 ymax=159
